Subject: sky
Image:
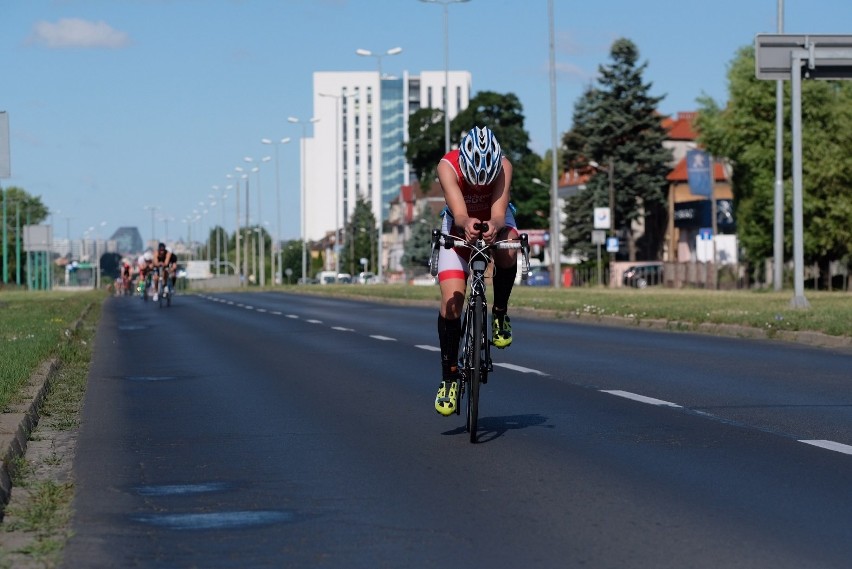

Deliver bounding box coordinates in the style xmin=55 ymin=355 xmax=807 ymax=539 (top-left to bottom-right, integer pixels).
xmin=2 ymin=0 xmax=851 ymax=247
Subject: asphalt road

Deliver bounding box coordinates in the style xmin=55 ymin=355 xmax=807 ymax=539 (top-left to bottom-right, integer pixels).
xmin=63 ymin=291 xmax=852 ymax=568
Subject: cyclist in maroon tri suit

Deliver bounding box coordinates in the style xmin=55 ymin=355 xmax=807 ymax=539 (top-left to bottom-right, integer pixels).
xmin=433 ymin=126 xmax=519 ymax=416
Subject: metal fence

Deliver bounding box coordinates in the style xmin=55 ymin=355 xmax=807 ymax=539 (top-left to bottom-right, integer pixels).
xmin=564 ymin=260 xmax=851 ymax=291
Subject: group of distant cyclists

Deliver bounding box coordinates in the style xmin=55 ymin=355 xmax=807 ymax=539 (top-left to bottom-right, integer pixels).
xmin=114 ymin=242 xmax=177 ymax=302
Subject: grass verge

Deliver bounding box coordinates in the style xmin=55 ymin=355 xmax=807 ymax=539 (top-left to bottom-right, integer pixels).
xmin=0 ymin=289 xmax=104 ymax=569
xmin=271 ymin=284 xmax=852 ymax=338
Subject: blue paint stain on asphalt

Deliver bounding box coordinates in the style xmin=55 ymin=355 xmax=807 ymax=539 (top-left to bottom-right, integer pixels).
xmin=134 ymin=482 xmax=231 ymax=497
xmin=134 ymin=510 xmax=295 ymax=530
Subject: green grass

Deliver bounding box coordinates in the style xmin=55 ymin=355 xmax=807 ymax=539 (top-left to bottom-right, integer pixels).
xmin=273 ymin=284 xmax=852 ymax=338
xmin=0 ymin=290 xmax=105 ymax=412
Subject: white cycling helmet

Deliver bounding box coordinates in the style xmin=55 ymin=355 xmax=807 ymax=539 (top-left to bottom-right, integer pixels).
xmin=459 ymin=126 xmax=503 ymax=186
xmin=143 ymin=251 xmax=153 ymax=261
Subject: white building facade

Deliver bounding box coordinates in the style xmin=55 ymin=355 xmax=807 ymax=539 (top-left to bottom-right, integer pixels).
xmin=304 ymin=70 xmax=471 ymax=246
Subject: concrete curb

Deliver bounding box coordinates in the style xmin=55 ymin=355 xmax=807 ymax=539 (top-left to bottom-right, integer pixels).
xmin=0 ymin=303 xmax=92 ymax=511
xmin=0 ymin=358 xmax=58 ymax=507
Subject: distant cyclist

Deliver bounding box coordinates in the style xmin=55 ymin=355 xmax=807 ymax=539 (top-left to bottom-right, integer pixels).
xmin=434 ymin=126 xmax=519 ymax=416
xmin=152 ymin=242 xmax=177 ymax=302
xmin=120 ymin=260 xmax=132 ymax=295
xmin=137 ymin=251 xmax=154 ymax=296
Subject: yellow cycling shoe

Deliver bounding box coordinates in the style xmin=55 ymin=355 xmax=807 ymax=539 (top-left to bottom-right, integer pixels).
xmin=492 ymin=314 xmax=512 ymax=348
xmin=434 ymin=379 xmax=459 ymax=416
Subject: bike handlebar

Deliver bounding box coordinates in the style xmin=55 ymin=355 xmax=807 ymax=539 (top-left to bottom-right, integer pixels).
xmin=428 ymin=228 xmax=531 ymax=279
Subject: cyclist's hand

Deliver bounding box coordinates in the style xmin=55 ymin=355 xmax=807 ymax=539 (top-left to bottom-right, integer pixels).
xmin=463 ymin=217 xmax=483 ymax=242
xmin=481 ymin=222 xmax=500 ymax=244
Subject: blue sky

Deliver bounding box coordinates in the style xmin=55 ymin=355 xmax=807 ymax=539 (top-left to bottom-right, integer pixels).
xmin=2 ymin=0 xmax=850 ymax=246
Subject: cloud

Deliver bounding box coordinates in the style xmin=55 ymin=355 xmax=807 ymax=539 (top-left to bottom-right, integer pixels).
xmin=28 ymin=18 xmax=130 ymax=49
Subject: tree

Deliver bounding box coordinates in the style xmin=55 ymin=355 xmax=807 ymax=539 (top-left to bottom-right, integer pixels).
xmin=342 ymin=197 xmax=378 ymax=276
xmin=280 ymin=239 xmax=304 ymax=283
xmin=696 ymin=46 xmax=852 ymax=287
xmin=406 ymin=107 xmax=446 ymax=186
xmin=561 ymin=87 xmax=605 ymax=260
xmin=401 ymin=206 xmax=437 ymax=276
xmin=405 ymin=90 xmax=547 ymax=230
xmin=561 ymin=39 xmax=672 ymax=261
xmin=1 ymin=187 xmax=49 ymax=284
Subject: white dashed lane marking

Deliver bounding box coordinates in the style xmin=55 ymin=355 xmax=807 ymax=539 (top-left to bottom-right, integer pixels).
xmin=799 ymin=440 xmax=852 ymax=455
xmin=370 ymin=335 xmax=397 ymax=342
xmin=493 ymin=362 xmax=548 ymax=376
xmin=206 ymin=296 xmax=852 ymax=457
xmin=601 ymin=390 xmax=682 ymax=408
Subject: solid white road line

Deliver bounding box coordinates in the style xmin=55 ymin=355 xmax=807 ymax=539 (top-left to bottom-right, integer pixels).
xmin=601 ymin=390 xmax=682 ymax=408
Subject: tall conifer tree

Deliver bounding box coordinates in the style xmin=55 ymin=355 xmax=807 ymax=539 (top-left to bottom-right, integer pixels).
xmin=562 ymin=38 xmax=672 ymax=261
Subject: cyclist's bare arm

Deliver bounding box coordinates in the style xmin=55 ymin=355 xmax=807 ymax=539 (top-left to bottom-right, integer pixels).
xmin=485 ymin=157 xmax=513 ymax=243
xmin=437 ymin=161 xmax=479 ymax=240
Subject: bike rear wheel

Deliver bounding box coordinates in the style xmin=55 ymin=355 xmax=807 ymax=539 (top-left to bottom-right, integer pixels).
xmin=467 ymin=294 xmax=484 ymax=443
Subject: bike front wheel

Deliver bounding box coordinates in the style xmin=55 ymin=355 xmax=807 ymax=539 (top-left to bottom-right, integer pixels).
xmin=466 ymin=294 xmax=484 ymax=443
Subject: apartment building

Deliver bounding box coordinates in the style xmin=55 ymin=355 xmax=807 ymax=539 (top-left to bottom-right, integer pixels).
xmin=305 ymin=69 xmax=471 ymax=244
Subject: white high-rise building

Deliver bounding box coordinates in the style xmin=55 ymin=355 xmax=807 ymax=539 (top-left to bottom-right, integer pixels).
xmin=304 ymin=69 xmax=471 ymax=244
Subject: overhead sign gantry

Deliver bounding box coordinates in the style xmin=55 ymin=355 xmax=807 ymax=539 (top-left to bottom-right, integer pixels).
xmin=755 ymin=34 xmax=852 ymax=308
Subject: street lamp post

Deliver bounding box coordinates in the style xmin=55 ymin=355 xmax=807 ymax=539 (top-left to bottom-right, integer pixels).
xmin=212 ymin=186 xmax=222 ymax=276
xmin=355 ymin=46 xmax=403 ymax=79
xmin=319 ymin=92 xmax=357 ymax=278
xmin=590 ymin=159 xmax=616 ymax=286
xmin=221 ymin=185 xmax=231 ymax=273
xmin=245 ymin=156 xmax=271 ymax=286
xmin=288 ymin=116 xmax=320 ymax=284
xmin=418 ymin=0 xmax=469 ymax=153
xmin=547 ymin=0 xmax=561 ymax=289
xmin=226 ymin=173 xmax=242 ymax=283
xmin=589 ymin=159 xmax=616 ymax=235
xmin=144 ymin=205 xmax=159 ymax=249
xmin=355 ymin=46 xmax=403 ymax=282
xmin=261 ymin=137 xmax=291 ymax=284
xmin=235 ymin=166 xmax=250 ymax=284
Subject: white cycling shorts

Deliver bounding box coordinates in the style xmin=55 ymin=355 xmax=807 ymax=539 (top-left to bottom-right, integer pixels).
xmin=437 ymin=208 xmax=517 ymax=283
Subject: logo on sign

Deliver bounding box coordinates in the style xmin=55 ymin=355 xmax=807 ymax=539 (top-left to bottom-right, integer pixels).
xmin=594 ymin=207 xmax=611 ymax=229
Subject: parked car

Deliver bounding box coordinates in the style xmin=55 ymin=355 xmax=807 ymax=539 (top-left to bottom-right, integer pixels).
xmin=622 ymin=263 xmax=664 ymax=288
xmin=523 ymin=266 xmax=551 ymax=287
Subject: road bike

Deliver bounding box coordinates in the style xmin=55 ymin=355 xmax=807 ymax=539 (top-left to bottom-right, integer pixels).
xmin=429 ymin=223 xmax=530 ymax=443
xmin=138 ymin=271 xmax=153 ymax=302
xmin=156 ymin=267 xmax=173 ymax=308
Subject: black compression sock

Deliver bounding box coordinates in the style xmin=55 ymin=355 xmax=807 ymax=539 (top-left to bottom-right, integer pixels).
xmin=437 ymin=314 xmax=461 ymax=377
xmin=492 ymin=263 xmax=517 ymax=312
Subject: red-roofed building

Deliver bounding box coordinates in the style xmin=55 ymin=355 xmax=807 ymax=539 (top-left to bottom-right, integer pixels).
xmin=663 ymin=112 xmax=736 ymax=264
